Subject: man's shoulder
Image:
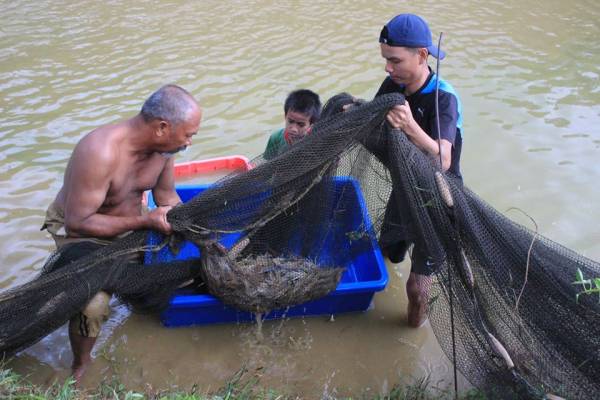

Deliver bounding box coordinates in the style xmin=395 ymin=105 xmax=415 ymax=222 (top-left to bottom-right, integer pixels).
xmin=420 ymin=76 xmax=459 ymax=99
xmin=437 ymin=78 xmax=458 ymax=98
xmin=73 ymin=125 xmax=123 ymax=167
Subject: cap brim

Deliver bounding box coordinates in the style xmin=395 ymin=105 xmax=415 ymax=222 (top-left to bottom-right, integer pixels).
xmin=427 ymin=45 xmax=446 ymax=60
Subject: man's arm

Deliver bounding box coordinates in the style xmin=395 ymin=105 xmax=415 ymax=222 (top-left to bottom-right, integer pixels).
xmin=64 ymin=140 xmax=172 ymax=237
xmin=152 ymin=157 xmax=182 ymax=207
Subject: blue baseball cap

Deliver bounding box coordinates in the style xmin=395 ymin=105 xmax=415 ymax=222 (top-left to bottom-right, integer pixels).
xmin=379 ymin=14 xmax=445 ymax=60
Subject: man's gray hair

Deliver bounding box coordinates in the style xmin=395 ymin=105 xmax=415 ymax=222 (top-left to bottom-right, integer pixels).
xmin=141 ymin=84 xmax=197 ymax=126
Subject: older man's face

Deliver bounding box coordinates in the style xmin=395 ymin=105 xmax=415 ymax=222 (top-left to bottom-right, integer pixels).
xmin=167 ymin=106 xmax=202 ymax=153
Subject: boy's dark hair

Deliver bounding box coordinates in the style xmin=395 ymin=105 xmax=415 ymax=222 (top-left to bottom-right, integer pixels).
xmin=284 ymin=89 xmax=322 ymax=123
xmin=320 ymin=92 xmax=365 ymax=119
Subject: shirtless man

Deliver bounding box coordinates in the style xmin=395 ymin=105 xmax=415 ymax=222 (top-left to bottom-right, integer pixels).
xmin=42 ymin=84 xmax=202 ymax=383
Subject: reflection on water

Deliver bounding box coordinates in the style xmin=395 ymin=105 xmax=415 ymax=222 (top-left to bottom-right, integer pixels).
xmin=1 ymin=0 xmax=599 ymax=396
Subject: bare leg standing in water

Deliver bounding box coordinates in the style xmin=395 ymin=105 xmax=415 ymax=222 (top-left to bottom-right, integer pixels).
xmin=406 ymin=272 xmax=433 ymax=327
xmin=69 ymin=332 xmax=96 ymax=383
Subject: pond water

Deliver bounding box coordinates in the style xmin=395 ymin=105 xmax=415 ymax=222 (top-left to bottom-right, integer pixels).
xmin=1 ymin=0 xmax=599 ymax=397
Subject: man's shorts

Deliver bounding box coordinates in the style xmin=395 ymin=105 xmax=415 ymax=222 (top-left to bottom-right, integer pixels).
xmin=70 ymin=291 xmax=110 ymax=338
xmin=409 ymin=243 xmax=438 ymax=277
xmin=50 ymin=241 xmax=112 ymax=338
xmin=380 ymin=239 xmax=438 ymax=276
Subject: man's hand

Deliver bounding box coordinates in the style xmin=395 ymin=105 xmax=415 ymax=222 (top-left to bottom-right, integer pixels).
xmin=386 ymin=101 xmax=417 ymax=135
xmin=341 ymin=97 xmax=365 ymax=113
xmin=385 ymin=100 xmax=453 ymax=171
xmin=146 ymin=206 xmax=174 ymax=235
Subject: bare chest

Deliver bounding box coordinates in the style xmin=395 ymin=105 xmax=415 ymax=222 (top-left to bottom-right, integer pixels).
xmin=103 ymin=154 xmax=167 ymax=207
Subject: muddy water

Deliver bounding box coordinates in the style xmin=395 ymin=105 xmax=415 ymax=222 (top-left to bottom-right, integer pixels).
xmin=1 ymin=0 xmax=599 ymax=397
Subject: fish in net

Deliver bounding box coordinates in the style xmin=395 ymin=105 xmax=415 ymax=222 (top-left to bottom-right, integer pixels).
xmin=0 ymin=92 xmax=598 ymax=399
xmin=200 ymin=241 xmax=344 ymax=314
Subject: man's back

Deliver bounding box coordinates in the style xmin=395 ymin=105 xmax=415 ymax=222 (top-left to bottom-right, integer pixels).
xmin=55 ymin=122 xmax=171 ymax=220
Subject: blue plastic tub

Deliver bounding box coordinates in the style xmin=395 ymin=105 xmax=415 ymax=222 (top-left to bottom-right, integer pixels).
xmin=145 ymin=176 xmax=388 ymax=327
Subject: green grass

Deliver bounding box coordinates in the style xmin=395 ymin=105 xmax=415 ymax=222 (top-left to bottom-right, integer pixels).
xmin=1 ymin=362 xmax=486 ymax=400
xmin=573 ymin=268 xmax=600 ymax=303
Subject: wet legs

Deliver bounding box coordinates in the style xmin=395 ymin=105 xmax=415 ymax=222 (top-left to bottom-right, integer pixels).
xmin=406 ymin=272 xmax=432 ymax=328
xmin=69 ymin=331 xmax=97 ymax=386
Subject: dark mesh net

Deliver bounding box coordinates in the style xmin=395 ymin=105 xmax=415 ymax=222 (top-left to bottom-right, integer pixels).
xmin=1 ymin=93 xmax=599 ymax=399
xmin=379 ymin=120 xmax=600 ymax=399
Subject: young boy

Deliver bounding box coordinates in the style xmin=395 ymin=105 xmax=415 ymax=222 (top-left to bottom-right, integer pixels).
xmin=263 ymin=89 xmax=321 ymax=160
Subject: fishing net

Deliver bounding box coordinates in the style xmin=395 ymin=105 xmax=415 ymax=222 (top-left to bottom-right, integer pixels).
xmin=1 ymin=92 xmax=599 ymax=399
xmin=379 ymin=120 xmax=600 ymax=399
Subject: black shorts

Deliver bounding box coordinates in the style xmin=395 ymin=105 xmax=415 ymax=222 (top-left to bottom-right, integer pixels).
xmin=379 ymin=240 xmax=438 ymax=276
xmin=409 ymin=243 xmax=438 ymax=276
xmin=45 ymin=241 xmax=106 ymax=273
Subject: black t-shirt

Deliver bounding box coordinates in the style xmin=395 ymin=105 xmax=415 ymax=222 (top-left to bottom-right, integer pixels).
xmin=375 ymin=71 xmax=463 ymax=178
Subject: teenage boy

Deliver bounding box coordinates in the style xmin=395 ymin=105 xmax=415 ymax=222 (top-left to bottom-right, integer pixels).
xmin=375 ymin=14 xmax=463 ymax=327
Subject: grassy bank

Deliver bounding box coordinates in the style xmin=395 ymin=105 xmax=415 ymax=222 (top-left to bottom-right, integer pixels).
xmin=1 ymin=363 xmax=487 ymax=400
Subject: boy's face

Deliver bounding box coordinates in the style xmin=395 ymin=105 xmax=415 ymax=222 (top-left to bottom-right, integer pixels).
xmin=285 ymin=110 xmax=312 ymax=144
